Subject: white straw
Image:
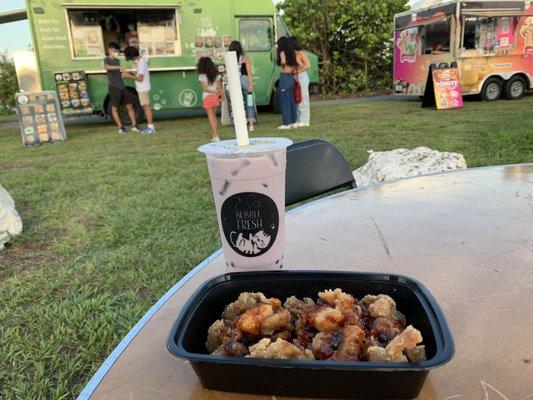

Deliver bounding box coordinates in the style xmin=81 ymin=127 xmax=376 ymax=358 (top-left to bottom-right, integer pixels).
xmin=224 ymin=51 xmax=249 ymax=147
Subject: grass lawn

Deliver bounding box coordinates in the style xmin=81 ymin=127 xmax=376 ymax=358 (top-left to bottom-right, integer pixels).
xmin=0 ymin=97 xmax=532 ymax=399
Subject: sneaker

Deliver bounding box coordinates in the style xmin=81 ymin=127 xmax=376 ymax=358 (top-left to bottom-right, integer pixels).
xmin=277 ymin=125 xmax=292 ymax=130
xmin=131 ymin=125 xmax=141 ymax=132
xmin=211 ymin=136 xmax=221 ymax=142
xmin=291 ymin=123 xmax=300 ymax=129
xmin=118 ymin=127 xmax=128 ymax=134
xmin=141 ymin=127 xmax=155 ymax=135
xmin=249 ymin=125 xmax=255 ymax=132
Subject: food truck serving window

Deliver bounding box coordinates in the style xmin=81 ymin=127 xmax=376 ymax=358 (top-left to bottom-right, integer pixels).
xmin=420 ymin=19 xmax=451 ymax=54
xmin=67 ymin=9 xmax=181 ymax=59
xmin=239 ymin=19 xmax=272 ymax=52
xmin=463 ymin=16 xmax=519 ymax=54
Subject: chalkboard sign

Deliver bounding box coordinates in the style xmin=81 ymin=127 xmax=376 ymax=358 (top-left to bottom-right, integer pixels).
xmin=15 ymin=91 xmax=67 ymax=147
xmin=422 ymin=64 xmax=463 ymax=110
xmin=54 ymin=71 xmax=93 ymax=115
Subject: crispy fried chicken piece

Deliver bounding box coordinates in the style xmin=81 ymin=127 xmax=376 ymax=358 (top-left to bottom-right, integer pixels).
xmin=222 ymin=292 xmax=281 ymax=321
xmin=235 ymin=304 xmax=291 ymax=337
xmin=371 ymin=317 xmax=405 ymax=344
xmin=284 ymin=296 xmax=315 ymax=316
xmin=206 ymin=319 xmax=240 ymax=353
xmin=363 ymin=294 xmax=397 ymax=319
xmin=249 ymin=338 xmax=314 ymax=360
xmin=213 ymin=340 xmax=249 ymax=357
xmin=406 ymin=345 xmax=427 ymax=362
xmin=311 ymin=325 xmax=366 ymax=360
xmin=318 ymin=289 xmax=361 ymax=325
xmin=308 ymin=305 xmax=345 ymax=332
xmin=367 ymin=325 xmax=423 ymax=362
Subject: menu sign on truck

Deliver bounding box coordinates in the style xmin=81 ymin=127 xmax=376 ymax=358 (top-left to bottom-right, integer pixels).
xmin=54 ymin=71 xmax=93 ymax=115
xmin=16 ymin=91 xmax=67 ymax=147
xmin=422 ymin=64 xmax=464 ymax=110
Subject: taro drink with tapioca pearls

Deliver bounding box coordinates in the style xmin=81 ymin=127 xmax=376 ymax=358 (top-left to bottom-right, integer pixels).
xmin=199 ymin=138 xmax=292 ymax=271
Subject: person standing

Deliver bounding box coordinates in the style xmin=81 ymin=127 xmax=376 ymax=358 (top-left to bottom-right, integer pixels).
xmin=290 ymin=36 xmax=311 ymax=127
xmin=276 ymin=37 xmax=299 ymax=130
xmin=124 ymin=46 xmax=155 ymax=134
xmin=228 ymin=41 xmax=255 ymax=132
xmin=103 ymin=42 xmax=141 ymax=134
xmin=197 ymin=57 xmax=222 ymax=142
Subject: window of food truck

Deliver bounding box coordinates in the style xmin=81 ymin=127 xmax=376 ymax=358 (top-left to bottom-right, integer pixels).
xmin=463 ymin=16 xmax=519 ymax=54
xmin=239 ymin=19 xmax=272 ymax=52
xmin=420 ymin=19 xmax=451 ymax=54
xmin=67 ymin=9 xmax=181 ymax=59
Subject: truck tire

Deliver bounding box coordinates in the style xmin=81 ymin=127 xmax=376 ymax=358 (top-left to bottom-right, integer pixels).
xmin=503 ymin=75 xmax=527 ymax=100
xmin=105 ymin=87 xmax=144 ymax=125
xmin=480 ymin=78 xmax=502 ymax=102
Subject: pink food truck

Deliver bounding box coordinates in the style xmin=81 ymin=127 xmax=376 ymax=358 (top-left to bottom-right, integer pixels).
xmin=394 ymin=0 xmax=533 ymax=101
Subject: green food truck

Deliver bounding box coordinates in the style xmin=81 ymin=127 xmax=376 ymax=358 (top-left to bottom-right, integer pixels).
xmin=4 ymin=0 xmax=319 ymax=118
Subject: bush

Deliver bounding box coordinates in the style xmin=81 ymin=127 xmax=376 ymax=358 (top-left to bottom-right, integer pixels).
xmin=0 ymin=52 xmax=18 ymax=115
xmin=278 ymin=0 xmax=408 ymax=95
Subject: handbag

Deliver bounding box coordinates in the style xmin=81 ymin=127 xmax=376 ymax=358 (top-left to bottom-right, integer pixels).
xmin=294 ymin=70 xmax=302 ymax=104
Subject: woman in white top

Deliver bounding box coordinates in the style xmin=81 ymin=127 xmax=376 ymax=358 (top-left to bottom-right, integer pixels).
xmin=289 ymin=36 xmax=312 ymax=127
xmin=228 ymin=41 xmax=255 ymax=132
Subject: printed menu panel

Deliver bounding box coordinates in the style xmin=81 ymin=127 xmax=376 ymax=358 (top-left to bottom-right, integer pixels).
xmin=16 ymin=91 xmax=67 ymax=147
xmin=54 ymin=71 xmax=93 ymax=115
xmin=432 ymin=67 xmax=463 ymax=110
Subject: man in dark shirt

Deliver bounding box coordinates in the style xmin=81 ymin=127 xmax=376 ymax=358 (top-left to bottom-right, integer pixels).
xmin=103 ymin=42 xmax=141 ymax=134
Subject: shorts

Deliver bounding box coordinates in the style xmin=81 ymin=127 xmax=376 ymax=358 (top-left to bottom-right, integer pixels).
xmin=202 ymin=93 xmax=220 ymax=109
xmin=138 ymin=91 xmax=150 ymax=106
xmin=108 ymin=86 xmax=136 ymax=108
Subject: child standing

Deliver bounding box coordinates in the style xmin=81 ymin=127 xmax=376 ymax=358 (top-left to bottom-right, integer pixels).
xmin=197 ymin=57 xmax=222 ymax=142
xmin=124 ymin=46 xmax=155 ymax=134
xmin=103 ymin=42 xmax=141 ymax=134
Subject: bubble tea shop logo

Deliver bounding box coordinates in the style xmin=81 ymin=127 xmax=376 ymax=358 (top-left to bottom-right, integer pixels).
xmin=221 ymin=192 xmax=279 ymax=257
xmin=179 ymin=89 xmax=197 ymax=108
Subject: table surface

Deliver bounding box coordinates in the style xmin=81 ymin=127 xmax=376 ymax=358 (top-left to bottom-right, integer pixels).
xmin=79 ymin=164 xmax=533 ymax=400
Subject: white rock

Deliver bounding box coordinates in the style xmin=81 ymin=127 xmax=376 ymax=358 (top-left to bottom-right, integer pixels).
xmin=0 ymin=185 xmax=23 ymax=250
xmin=353 ymin=147 xmax=467 ymax=187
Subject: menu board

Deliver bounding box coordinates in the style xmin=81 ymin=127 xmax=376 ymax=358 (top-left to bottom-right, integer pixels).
xmin=138 ymin=24 xmax=180 ymax=56
xmin=15 ymin=91 xmax=67 ymax=147
xmin=422 ymin=64 xmax=463 ymax=110
xmin=432 ymin=67 xmax=463 ymax=109
xmin=195 ymin=35 xmax=231 ymax=63
xmin=54 ymin=71 xmax=93 ymax=115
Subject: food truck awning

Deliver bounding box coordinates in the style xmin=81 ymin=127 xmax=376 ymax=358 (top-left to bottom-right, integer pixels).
xmin=0 ymin=9 xmax=28 ymax=25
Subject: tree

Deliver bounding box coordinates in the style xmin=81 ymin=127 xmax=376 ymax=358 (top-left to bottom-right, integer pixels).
xmin=278 ymin=0 xmax=408 ymax=94
xmin=0 ymin=52 xmax=18 ymax=114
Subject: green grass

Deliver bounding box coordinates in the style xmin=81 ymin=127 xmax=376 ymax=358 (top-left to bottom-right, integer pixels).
xmin=0 ymin=97 xmax=532 ymax=399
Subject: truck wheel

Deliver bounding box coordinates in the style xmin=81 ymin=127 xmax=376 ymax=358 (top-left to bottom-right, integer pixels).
xmin=105 ymin=87 xmax=144 ymax=125
xmin=503 ymin=76 xmax=527 ymax=100
xmin=480 ymin=78 xmax=502 ymax=102
xmin=270 ymin=90 xmax=281 ymax=114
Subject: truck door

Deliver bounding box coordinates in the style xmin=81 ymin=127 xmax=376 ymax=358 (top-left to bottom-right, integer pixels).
xmin=236 ymin=17 xmax=276 ymax=106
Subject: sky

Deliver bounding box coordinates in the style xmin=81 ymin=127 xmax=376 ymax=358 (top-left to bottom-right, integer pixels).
xmin=0 ymin=0 xmax=29 ymax=55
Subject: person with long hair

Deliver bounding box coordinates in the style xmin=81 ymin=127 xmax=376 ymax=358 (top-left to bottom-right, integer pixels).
xmin=289 ymin=36 xmax=312 ymax=127
xmin=276 ymin=36 xmax=299 ymax=129
xmin=228 ymin=41 xmax=256 ymax=131
xmin=197 ymin=57 xmax=222 ymax=142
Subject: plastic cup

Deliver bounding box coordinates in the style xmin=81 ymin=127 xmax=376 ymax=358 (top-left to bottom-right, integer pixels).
xmin=199 ymin=138 xmax=293 ymax=271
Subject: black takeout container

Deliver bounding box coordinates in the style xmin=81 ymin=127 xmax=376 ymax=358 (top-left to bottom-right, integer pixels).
xmin=167 ymin=271 xmax=454 ymax=399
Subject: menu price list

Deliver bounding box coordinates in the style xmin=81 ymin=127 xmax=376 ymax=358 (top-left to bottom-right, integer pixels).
xmin=54 ymin=71 xmax=93 ymax=115
xmin=16 ymin=91 xmax=67 ymax=147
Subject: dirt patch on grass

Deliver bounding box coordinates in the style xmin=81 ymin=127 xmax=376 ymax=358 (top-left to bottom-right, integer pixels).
xmin=0 ymin=240 xmax=61 ymax=280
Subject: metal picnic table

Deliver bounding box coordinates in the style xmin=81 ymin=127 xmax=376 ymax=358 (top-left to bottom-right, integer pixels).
xmin=78 ymin=164 xmax=533 ymax=400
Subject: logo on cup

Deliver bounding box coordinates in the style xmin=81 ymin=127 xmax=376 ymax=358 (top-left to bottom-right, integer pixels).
xmin=221 ymin=192 xmax=279 ymax=257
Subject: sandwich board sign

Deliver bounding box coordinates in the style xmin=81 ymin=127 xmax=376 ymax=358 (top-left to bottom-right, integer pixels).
xmin=422 ymin=63 xmax=464 ymax=110
xmin=15 ymin=91 xmax=67 ymax=147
